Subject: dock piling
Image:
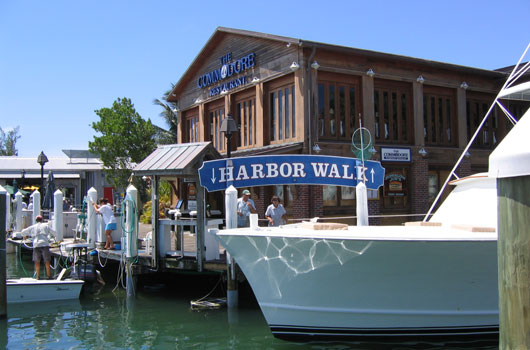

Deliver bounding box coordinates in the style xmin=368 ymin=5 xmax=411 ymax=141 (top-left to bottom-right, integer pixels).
xmin=0 ymin=192 xmax=7 ymax=318
xmin=225 ymin=185 xmax=238 ymax=308
xmin=125 ymin=185 xmax=138 ymax=297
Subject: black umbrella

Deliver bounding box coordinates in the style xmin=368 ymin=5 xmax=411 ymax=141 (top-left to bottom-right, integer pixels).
xmin=42 ymin=171 xmax=56 ymax=209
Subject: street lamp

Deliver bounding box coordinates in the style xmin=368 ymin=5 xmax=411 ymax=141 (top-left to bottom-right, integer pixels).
xmin=220 ymin=114 xmax=238 ymax=158
xmin=37 ymin=151 xmax=48 ymax=206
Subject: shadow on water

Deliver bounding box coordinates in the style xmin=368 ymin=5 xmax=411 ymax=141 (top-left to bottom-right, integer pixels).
xmin=3 ymin=253 xmax=498 ymax=349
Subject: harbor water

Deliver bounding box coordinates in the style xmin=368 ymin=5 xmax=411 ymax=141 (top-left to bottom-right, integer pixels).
xmin=2 ymin=252 xmax=498 ymax=349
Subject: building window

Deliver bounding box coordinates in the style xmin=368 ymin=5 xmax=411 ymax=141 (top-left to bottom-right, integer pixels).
xmin=374 ymin=80 xmax=412 ymax=144
xmin=209 ymin=107 xmax=225 ymax=152
xmin=323 ymin=185 xmax=378 ymax=209
xmin=466 ymin=93 xmax=499 ymax=149
xmin=185 ymin=115 xmax=199 ymax=143
xmin=273 ymin=184 xmax=296 ymax=208
xmin=317 ymin=78 xmax=360 ymax=140
xmin=269 ymin=84 xmax=295 ymax=143
xmin=423 ymin=87 xmax=457 ymax=146
xmin=236 ymin=98 xmax=256 ymax=148
xmin=428 ymin=169 xmax=453 ymax=206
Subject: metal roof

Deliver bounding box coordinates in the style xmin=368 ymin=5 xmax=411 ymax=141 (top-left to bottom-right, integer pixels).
xmin=0 ymin=156 xmax=103 ymax=170
xmin=133 ymin=142 xmax=221 ymax=177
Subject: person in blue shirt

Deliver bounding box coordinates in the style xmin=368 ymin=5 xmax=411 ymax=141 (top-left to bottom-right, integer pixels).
xmin=265 ymin=195 xmax=287 ymax=227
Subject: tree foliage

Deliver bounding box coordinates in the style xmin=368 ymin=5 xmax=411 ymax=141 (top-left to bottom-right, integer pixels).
xmin=89 ymin=97 xmax=156 ymax=190
xmin=0 ymin=126 xmax=21 ymax=156
xmin=153 ymin=83 xmax=179 ymax=144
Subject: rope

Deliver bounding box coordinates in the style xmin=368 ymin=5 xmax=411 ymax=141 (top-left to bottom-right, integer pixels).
xmin=194 ymin=275 xmax=223 ymax=303
xmin=17 ymin=242 xmax=31 ymax=277
xmin=97 ymin=249 xmax=109 ymax=267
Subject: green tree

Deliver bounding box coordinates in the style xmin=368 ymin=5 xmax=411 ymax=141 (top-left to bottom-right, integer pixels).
xmin=153 ymin=83 xmax=179 ymax=144
xmin=0 ymin=126 xmax=21 ymax=156
xmin=89 ymin=98 xmax=157 ymax=190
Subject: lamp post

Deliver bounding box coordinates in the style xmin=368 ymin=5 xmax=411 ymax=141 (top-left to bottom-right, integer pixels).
xmin=220 ymin=114 xmax=238 ymax=158
xmin=37 ymin=151 xmax=48 ymax=206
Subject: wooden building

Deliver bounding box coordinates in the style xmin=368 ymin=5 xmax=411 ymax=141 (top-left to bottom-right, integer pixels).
xmin=167 ymin=27 xmax=529 ymax=224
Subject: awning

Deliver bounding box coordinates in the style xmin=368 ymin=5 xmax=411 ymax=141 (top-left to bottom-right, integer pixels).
xmin=133 ymin=142 xmax=222 ymax=177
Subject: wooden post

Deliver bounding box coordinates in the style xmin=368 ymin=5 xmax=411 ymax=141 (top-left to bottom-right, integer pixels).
xmin=0 ymin=193 xmax=7 ymax=318
xmin=498 ymin=175 xmax=530 ymax=348
xmin=151 ymin=175 xmax=159 ymax=270
xmin=196 ymin=180 xmax=205 ymax=272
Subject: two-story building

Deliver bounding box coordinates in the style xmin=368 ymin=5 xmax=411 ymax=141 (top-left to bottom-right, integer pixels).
xmin=166 ymin=27 xmax=528 ymax=224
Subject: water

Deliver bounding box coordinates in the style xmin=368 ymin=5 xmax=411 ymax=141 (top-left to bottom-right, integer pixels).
xmin=2 ymin=252 xmax=498 ymax=349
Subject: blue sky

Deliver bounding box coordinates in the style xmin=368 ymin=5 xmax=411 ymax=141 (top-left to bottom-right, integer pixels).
xmin=1 ymin=0 xmax=528 ymax=157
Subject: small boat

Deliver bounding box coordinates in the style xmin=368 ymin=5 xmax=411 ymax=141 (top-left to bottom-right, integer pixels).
xmin=7 ymin=278 xmax=84 ymax=304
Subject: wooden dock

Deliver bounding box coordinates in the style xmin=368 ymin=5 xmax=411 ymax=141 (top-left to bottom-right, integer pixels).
xmin=8 ymin=224 xmax=227 ymax=276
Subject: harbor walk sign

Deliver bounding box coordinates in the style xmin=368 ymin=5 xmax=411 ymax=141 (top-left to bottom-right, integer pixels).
xmin=198 ymin=155 xmax=385 ymax=192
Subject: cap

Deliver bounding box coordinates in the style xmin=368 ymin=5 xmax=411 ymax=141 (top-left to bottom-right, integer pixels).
xmin=36 ymin=215 xmax=43 ymax=221
xmin=242 ymin=190 xmax=251 ymax=195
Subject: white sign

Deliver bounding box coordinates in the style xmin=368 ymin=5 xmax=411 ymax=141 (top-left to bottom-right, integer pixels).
xmin=381 ymin=147 xmax=411 ymax=162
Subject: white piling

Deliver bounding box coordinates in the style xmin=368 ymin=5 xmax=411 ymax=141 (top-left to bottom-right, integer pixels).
xmin=53 ymin=190 xmax=64 ymax=241
xmin=125 ymin=184 xmax=138 ymax=298
xmin=356 ymin=182 xmax=369 ymax=226
xmin=4 ymin=188 xmax=10 ymax=232
xmin=125 ymin=185 xmax=138 ymax=259
xmin=225 ymin=185 xmax=238 ymax=308
xmin=87 ymin=187 xmax=98 ymax=247
xmin=0 ymin=186 xmax=6 ymax=233
xmin=31 ymin=191 xmax=40 ymax=224
xmin=0 ymin=186 xmax=7 ymax=232
xmin=14 ymin=192 xmax=23 ymax=232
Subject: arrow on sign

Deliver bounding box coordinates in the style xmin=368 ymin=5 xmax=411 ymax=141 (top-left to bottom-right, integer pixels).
xmin=211 ymin=169 xmax=216 ymax=184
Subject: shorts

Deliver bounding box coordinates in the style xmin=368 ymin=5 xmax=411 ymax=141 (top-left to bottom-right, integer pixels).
xmin=33 ymin=247 xmax=51 ymax=263
xmin=105 ymin=223 xmax=117 ymax=231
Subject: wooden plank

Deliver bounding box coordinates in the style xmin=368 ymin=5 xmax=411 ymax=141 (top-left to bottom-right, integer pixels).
xmin=498 ymin=175 xmax=530 ymax=349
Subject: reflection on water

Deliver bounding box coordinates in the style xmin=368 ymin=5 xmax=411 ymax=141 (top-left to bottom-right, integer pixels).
xmin=3 ymin=250 xmax=498 ymax=349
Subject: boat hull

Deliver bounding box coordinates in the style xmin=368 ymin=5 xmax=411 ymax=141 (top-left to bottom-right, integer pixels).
xmin=216 ymin=232 xmax=498 ymax=341
xmin=7 ymin=278 xmax=84 ymax=304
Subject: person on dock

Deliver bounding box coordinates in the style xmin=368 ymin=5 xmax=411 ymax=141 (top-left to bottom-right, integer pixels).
xmin=92 ymin=198 xmax=116 ymax=250
xmin=21 ymin=215 xmax=55 ymax=279
xmin=265 ymin=195 xmax=287 ymax=227
xmin=237 ymin=189 xmax=256 ymax=227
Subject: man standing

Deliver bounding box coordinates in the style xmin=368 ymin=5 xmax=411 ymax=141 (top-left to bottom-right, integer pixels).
xmin=93 ymin=198 xmax=116 ymax=250
xmin=21 ymin=215 xmax=55 ymax=279
xmin=237 ymin=189 xmax=256 ymax=227
xmin=265 ymin=195 xmax=287 ymax=226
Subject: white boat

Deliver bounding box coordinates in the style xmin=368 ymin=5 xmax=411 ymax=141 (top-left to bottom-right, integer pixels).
xmin=213 ymin=52 xmax=530 ymax=341
xmin=215 ymin=186 xmax=498 ymax=340
xmin=7 ymin=278 xmax=84 ymax=304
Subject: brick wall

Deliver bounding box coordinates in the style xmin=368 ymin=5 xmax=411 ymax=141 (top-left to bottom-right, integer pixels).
xmin=456 ymin=158 xmax=472 ymax=178
xmin=411 ymin=157 xmax=429 ymax=217
xmin=289 ymin=185 xmax=323 ymax=220
xmin=368 ymin=199 xmax=381 ymax=225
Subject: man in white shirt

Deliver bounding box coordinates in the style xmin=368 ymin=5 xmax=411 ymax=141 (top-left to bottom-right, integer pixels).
xmin=21 ymin=215 xmax=55 ymax=279
xmin=237 ymin=189 xmax=256 ymax=227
